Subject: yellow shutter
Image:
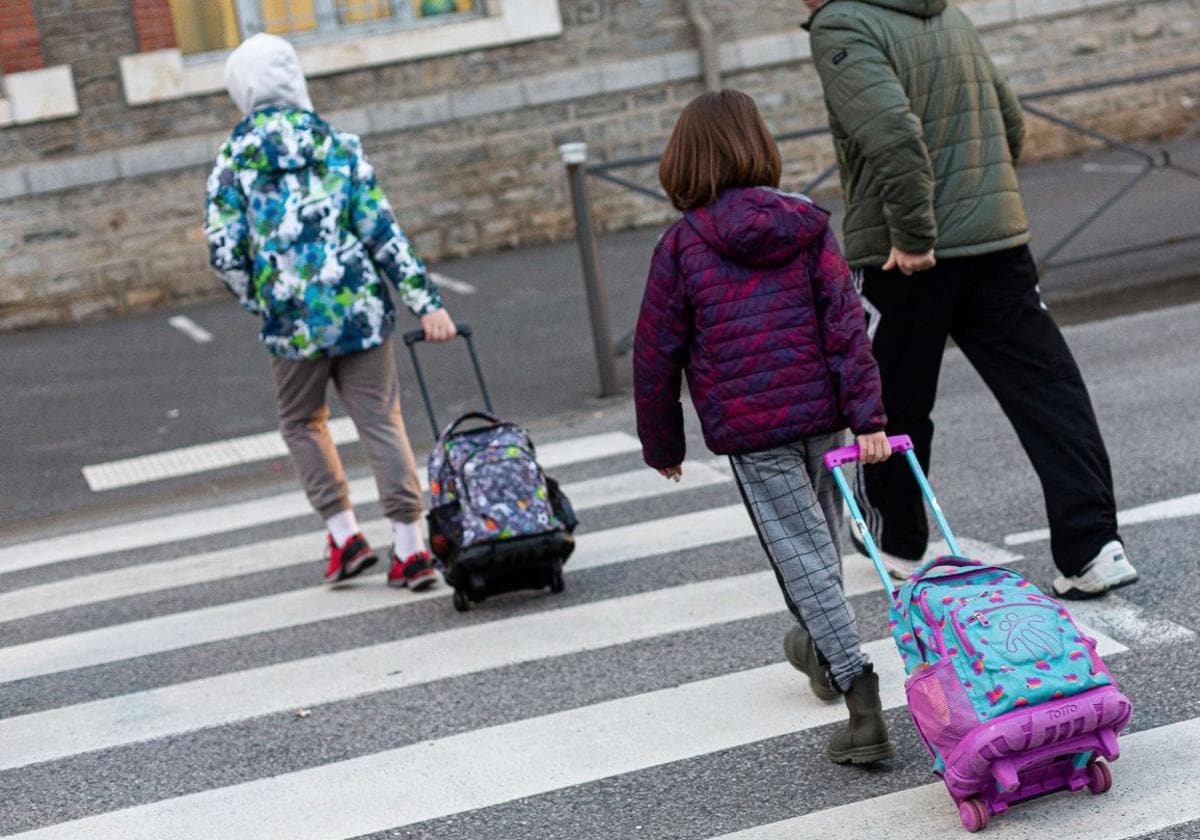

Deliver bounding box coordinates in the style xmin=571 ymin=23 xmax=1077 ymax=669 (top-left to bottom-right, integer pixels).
xmin=261 ymin=0 xmax=319 ymax=33
xmin=168 ymin=0 xmax=241 ymax=55
xmin=168 ymin=0 xmax=477 ymax=54
xmin=339 ymin=0 xmax=393 ymax=23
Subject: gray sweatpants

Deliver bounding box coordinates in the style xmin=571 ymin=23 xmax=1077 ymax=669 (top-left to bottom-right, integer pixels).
xmin=730 ymin=432 xmax=867 ymax=692
xmin=270 ymin=337 xmax=423 ymax=524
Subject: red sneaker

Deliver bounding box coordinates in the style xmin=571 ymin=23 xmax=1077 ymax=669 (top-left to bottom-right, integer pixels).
xmin=324 ymin=533 xmax=378 ymax=585
xmin=387 ymin=548 xmax=439 ymax=591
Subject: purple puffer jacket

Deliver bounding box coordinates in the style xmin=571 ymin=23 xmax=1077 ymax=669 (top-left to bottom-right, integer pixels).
xmin=634 ymin=187 xmax=886 ymax=469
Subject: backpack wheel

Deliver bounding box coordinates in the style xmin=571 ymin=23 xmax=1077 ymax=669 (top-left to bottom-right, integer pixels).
xmin=452 ymin=589 xmax=470 ymax=613
xmin=549 ymin=569 xmax=565 ymax=594
xmin=958 ymin=798 xmax=989 ymax=833
xmin=1086 ymin=759 xmax=1113 ymax=795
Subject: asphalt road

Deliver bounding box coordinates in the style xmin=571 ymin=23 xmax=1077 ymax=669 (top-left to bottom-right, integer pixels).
xmin=1 ymin=137 xmax=1198 ymax=534
xmin=0 ymin=298 xmax=1197 ymax=838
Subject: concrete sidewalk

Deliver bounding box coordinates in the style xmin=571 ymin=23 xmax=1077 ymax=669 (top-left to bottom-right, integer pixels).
xmin=1 ymin=135 xmax=1197 ymax=533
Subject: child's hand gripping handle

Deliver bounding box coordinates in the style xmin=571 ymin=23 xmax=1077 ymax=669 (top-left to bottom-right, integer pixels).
xmin=822 ymin=435 xmax=914 ymax=470
xmin=403 ymin=323 xmax=473 ymax=346
xmin=400 ymin=323 xmax=495 ymax=438
xmin=823 ymin=433 xmax=962 ymax=594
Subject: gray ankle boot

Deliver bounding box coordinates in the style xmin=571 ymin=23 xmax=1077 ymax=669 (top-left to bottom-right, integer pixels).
xmin=826 ymin=663 xmax=896 ymax=764
xmin=782 ymin=623 xmax=838 ymax=702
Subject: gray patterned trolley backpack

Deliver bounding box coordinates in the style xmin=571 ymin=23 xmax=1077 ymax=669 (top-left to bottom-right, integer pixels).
xmin=404 ymin=325 xmax=577 ymax=612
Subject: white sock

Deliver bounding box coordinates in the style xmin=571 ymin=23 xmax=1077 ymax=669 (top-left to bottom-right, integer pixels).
xmin=326 ymin=509 xmax=359 ymax=547
xmin=391 ymin=519 xmax=426 ymax=558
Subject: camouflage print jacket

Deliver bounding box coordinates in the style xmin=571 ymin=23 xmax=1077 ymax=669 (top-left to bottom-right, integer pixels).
xmin=205 ymin=107 xmax=442 ymax=360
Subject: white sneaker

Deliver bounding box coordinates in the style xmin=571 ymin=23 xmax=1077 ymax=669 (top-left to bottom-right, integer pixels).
xmin=1052 ymin=540 xmax=1139 ymax=600
xmin=847 ymin=516 xmax=939 ymax=581
xmin=882 ymin=549 xmax=938 ymax=581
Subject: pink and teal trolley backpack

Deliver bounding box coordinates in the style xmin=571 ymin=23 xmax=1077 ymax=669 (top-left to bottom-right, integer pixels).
xmin=825 ymin=435 xmax=1132 ymax=833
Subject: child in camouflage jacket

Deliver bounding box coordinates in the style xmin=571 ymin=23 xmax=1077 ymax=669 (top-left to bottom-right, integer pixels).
xmin=205 ymin=32 xmax=453 ymax=590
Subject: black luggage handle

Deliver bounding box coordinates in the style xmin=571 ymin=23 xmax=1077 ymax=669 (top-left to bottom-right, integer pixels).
xmin=402 ymin=323 xmax=496 ymax=438
xmin=444 ymin=411 xmax=504 ymax=437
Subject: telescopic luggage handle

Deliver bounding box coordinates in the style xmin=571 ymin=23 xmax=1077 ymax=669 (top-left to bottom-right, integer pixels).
xmin=824 ymin=434 xmax=962 ymax=593
xmin=402 ymin=323 xmax=496 ymax=438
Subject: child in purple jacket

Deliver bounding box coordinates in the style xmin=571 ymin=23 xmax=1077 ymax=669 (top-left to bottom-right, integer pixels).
xmin=634 ymin=90 xmax=894 ymax=764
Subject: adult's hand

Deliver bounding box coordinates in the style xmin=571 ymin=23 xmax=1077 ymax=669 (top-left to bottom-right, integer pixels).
xmin=421 ymin=308 xmax=456 ymax=342
xmin=882 ymin=247 xmax=936 ymax=276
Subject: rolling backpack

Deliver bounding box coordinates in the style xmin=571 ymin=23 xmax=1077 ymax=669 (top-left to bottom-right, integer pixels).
xmin=404 ymin=325 xmax=576 ymax=613
xmin=826 ymin=435 xmax=1132 ymax=833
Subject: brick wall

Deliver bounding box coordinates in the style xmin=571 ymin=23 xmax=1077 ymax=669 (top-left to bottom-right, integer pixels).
xmin=0 ymin=0 xmax=45 ymax=74
xmin=13 ymin=0 xmax=141 ymax=161
xmin=0 ymin=0 xmax=1198 ymax=332
xmin=131 ymin=0 xmax=177 ymax=52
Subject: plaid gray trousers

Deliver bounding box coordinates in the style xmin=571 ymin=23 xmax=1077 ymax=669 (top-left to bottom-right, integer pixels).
xmin=730 ymin=432 xmax=867 ymax=692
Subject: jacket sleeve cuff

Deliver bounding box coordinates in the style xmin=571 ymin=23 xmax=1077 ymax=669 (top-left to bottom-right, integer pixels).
xmin=890 ymin=229 xmax=936 ymax=254
xmin=643 ymin=446 xmax=686 ymax=470
xmin=849 ymin=411 xmax=888 ymax=437
xmin=850 ymin=425 xmax=886 ymax=436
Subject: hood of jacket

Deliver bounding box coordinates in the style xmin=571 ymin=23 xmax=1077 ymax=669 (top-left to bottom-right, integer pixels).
xmin=805 ymin=0 xmax=946 ymax=28
xmin=228 ymin=107 xmax=333 ymax=173
xmin=224 ymin=32 xmax=313 ymax=116
xmin=683 ymin=187 xmax=830 ymax=270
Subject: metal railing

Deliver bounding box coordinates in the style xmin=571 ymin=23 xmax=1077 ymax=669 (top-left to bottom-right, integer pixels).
xmin=560 ymin=64 xmax=1200 ymax=395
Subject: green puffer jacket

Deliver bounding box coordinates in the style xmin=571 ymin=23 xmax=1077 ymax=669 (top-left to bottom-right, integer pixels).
xmin=805 ymin=0 xmax=1030 ymax=268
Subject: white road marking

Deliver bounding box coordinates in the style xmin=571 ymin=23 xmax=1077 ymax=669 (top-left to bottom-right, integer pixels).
xmin=81 ymin=414 xmax=632 ymax=492
xmin=567 ymin=457 xmax=727 ymax=510
xmin=714 ymin=717 xmax=1199 ymax=840
xmin=1080 ymin=162 xmax=1146 ymax=174
xmin=1005 ymin=491 xmax=1200 ymax=545
xmin=1067 ymin=594 xmax=1196 ymax=647
xmin=429 ymin=272 xmax=476 ymax=295
xmin=0 ymin=461 xmax=730 ymax=624
xmin=0 ymin=572 xmax=783 ymax=769
xmin=0 ymin=541 xmax=1027 ymax=768
xmin=0 ymin=535 xmax=1016 ymax=687
xmin=0 ymin=634 xmax=1126 ymax=839
xmin=81 ymin=416 xmax=360 ymax=491
xmin=0 ymin=505 xmax=756 ymax=683
xmin=166 ymin=315 xmax=214 ymax=343
xmin=4 ymin=432 xmax=642 ymax=574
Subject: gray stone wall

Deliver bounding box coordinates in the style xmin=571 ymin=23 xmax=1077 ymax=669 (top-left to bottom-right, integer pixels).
xmin=1 ymin=0 xmax=1198 ymax=331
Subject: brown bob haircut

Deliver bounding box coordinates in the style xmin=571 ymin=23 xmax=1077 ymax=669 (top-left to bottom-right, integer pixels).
xmin=659 ymin=90 xmax=782 ymax=212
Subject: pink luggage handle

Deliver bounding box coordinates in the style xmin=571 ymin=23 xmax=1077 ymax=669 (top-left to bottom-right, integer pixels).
xmin=822 ymin=435 xmax=915 ymax=470
xmin=824 ymin=434 xmax=962 ymax=593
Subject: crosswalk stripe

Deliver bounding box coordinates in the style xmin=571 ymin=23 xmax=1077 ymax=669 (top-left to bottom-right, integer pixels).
xmin=0 ymin=461 xmax=730 ymax=624
xmin=0 ymin=540 xmax=1052 ymax=770
xmin=1068 ymin=594 xmax=1197 ymax=646
xmin=712 ymin=716 xmax=1200 ymax=840
xmin=0 ymin=432 xmax=643 ymax=575
xmin=0 ymin=534 xmax=1017 ymax=686
xmin=1004 ymin=490 xmax=1200 ymax=546
xmin=0 ymin=571 xmax=786 ymax=770
xmin=0 ymin=505 xmax=755 ymax=684
xmin=0 ymin=633 xmax=1127 ymax=840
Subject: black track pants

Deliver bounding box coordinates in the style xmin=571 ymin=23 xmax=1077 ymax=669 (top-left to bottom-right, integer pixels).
xmin=857 ymin=245 xmax=1119 ymax=576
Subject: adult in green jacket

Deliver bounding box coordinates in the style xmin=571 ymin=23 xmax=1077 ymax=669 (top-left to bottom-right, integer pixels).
xmin=803 ymin=0 xmax=1138 ymax=600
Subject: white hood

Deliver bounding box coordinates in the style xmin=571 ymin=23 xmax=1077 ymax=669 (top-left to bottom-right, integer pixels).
xmin=224 ymin=33 xmax=314 ymax=116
